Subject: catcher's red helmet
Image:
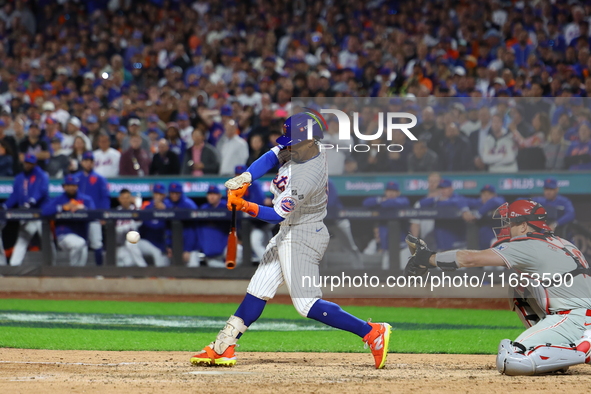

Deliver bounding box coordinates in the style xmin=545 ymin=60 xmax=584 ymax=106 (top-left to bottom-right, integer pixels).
xmin=493 ymin=200 xmax=552 ymax=236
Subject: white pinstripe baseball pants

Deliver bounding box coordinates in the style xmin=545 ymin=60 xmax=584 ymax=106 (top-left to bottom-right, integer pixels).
xmin=247 ymin=222 xmax=329 ymax=317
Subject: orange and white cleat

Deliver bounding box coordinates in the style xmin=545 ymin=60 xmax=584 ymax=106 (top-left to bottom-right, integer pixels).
xmin=363 ymin=322 xmax=392 ymax=369
xmin=190 ymin=344 xmax=237 ymax=367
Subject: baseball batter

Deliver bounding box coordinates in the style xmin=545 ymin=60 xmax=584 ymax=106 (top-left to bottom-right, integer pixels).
xmin=191 ymin=110 xmax=392 ymax=369
xmin=405 ymin=199 xmax=591 ymax=376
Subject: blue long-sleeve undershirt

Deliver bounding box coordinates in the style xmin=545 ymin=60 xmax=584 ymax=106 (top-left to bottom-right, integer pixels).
xmin=246 ymin=149 xmax=279 ymax=180
xmin=254 ymin=205 xmax=284 ymax=224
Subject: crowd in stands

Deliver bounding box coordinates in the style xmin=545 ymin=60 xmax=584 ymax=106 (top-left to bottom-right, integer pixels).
xmin=0 ymin=1 xmax=589 ymax=179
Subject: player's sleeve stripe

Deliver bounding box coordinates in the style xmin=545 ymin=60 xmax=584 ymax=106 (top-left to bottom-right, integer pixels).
xmin=491 ymin=248 xmax=512 ymax=268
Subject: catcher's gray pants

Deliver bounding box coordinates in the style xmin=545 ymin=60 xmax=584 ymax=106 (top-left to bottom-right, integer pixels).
xmin=515 ymin=309 xmax=591 ymax=349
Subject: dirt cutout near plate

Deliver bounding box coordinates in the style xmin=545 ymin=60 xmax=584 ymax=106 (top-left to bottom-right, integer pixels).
xmin=0 ymin=349 xmax=590 ymax=394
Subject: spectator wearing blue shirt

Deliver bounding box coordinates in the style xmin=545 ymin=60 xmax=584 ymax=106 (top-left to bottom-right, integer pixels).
xmin=199 ymin=105 xmax=232 ymax=147
xmin=165 ymin=122 xmax=186 ymax=167
xmin=564 ymin=121 xmax=591 ymax=170
xmin=512 ymin=31 xmax=535 ymax=68
xmin=531 ymin=178 xmax=575 ymax=232
xmin=417 ymin=179 xmax=469 ymax=251
xmin=2 ymin=154 xmax=49 ymax=266
xmin=77 ymin=152 xmax=111 ymax=265
xmin=42 ymin=174 xmax=95 ymax=266
xmin=463 ymin=185 xmax=506 ymax=250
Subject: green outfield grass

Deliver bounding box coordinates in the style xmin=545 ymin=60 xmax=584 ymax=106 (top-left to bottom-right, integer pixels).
xmin=0 ymin=299 xmax=523 ymax=354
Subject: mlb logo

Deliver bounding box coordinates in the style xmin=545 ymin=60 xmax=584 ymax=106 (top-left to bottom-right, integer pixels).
xmin=280 ymin=197 xmax=296 ymax=212
xmin=406 ymin=179 xmax=421 ymax=191
xmin=299 ymin=127 xmax=305 ymax=132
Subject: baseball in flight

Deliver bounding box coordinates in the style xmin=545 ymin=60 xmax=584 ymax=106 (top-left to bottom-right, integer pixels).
xmin=126 ymin=231 xmax=140 ymax=244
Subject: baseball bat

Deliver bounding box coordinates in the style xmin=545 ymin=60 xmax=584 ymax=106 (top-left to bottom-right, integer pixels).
xmin=226 ymin=205 xmax=237 ymax=269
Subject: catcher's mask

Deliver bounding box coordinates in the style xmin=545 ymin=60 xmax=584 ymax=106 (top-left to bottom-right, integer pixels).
xmin=492 ymin=200 xmax=552 ymax=239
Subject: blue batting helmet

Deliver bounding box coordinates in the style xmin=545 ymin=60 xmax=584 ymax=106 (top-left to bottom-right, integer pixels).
xmin=276 ymin=109 xmax=327 ymax=147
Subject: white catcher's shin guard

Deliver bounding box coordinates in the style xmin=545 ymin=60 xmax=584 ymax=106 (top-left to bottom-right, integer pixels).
xmin=497 ymin=339 xmax=587 ymax=376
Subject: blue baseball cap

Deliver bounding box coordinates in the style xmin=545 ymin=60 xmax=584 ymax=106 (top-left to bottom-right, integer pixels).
xmin=153 ymin=183 xmax=166 ymax=194
xmin=118 ymin=126 xmax=128 ymax=134
xmin=107 ymin=116 xmax=120 ymax=126
xmin=544 ymin=178 xmax=558 ymax=189
xmin=207 ymin=185 xmax=220 ymax=194
xmin=63 ymin=174 xmax=79 ymax=186
xmin=42 ymin=83 xmax=53 ymax=91
xmin=480 ymin=184 xmax=496 ymax=193
xmin=234 ymin=165 xmax=247 ymax=174
xmin=438 ymin=179 xmax=453 ymax=188
xmin=86 ymin=115 xmax=98 ymax=124
xmin=24 ymin=153 xmax=37 ymax=164
xmin=220 ymin=105 xmax=232 ymax=117
xmin=168 ymin=182 xmax=183 ymax=193
xmin=82 ymin=151 xmax=94 ymax=161
xmin=177 ymin=112 xmax=189 ymax=121
xmin=147 ymin=114 xmax=159 ymax=123
xmin=385 ymin=181 xmax=399 ymax=191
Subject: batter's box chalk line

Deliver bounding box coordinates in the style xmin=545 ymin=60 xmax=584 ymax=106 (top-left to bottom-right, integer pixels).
xmin=184 ymin=371 xmax=255 ymax=375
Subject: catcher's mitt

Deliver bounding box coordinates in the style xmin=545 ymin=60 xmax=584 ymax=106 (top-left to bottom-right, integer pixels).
xmin=403 ymin=234 xmax=436 ymax=277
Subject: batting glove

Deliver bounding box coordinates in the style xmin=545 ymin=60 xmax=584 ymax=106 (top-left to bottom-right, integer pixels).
xmin=227 ymin=191 xmax=259 ymax=217
xmin=225 ymin=172 xmax=252 ymax=190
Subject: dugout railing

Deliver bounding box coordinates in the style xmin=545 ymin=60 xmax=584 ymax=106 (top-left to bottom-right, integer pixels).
xmin=0 ymin=207 xmax=508 ymax=278
xmin=0 ymin=205 xmax=577 ymax=281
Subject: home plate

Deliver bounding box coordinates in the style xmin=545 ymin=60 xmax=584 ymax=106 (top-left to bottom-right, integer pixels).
xmin=185 ymin=371 xmax=254 ymax=375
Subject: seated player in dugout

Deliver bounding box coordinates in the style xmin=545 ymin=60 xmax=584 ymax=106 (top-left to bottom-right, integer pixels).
xmin=404 ymin=199 xmax=591 ymax=376
xmin=190 ymin=110 xmax=392 ymax=369
xmin=531 ymin=178 xmax=575 ymax=234
xmin=462 ymin=185 xmax=506 ymax=250
xmin=362 ymin=181 xmax=411 ymax=269
xmin=415 ymin=179 xmax=469 ymax=251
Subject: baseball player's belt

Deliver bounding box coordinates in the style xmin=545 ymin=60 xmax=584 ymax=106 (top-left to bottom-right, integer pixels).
xmin=555 ymin=309 xmax=591 ymax=316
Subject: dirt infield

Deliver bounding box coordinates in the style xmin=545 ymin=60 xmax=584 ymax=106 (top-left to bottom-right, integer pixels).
xmin=0 ymin=349 xmax=590 ymax=394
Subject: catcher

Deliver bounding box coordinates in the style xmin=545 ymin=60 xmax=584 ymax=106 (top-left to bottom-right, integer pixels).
xmin=404 ymin=199 xmax=591 ymax=375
